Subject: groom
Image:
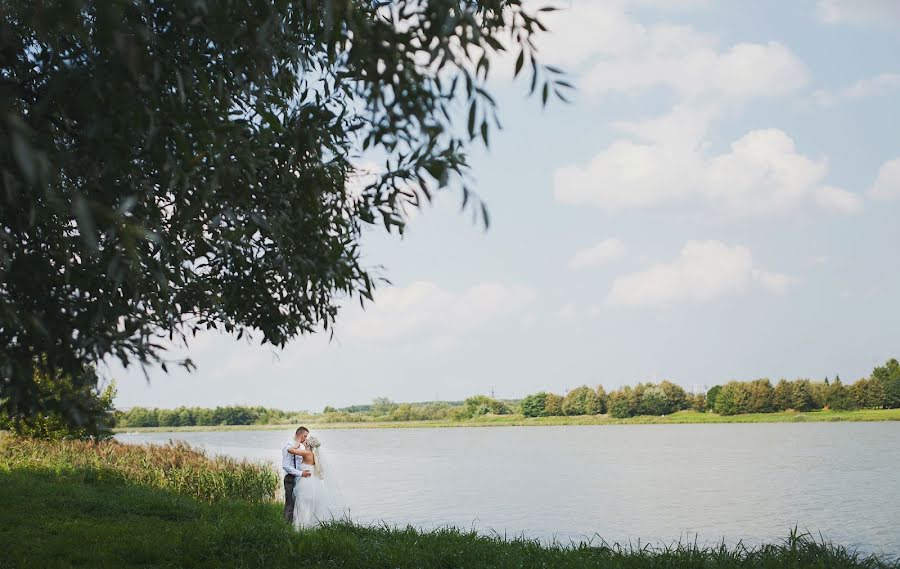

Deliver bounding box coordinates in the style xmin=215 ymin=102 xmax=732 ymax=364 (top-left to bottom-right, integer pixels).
xmin=282 ymin=426 xmax=312 ymax=523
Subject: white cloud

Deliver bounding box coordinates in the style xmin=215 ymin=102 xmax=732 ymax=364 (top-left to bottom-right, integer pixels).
xmin=867 ymin=157 xmax=900 ymax=200
xmin=555 ymin=115 xmax=840 ymax=215
xmin=817 ymin=0 xmax=900 ymax=26
xmin=814 ymin=186 xmax=864 ymax=214
xmin=570 ymin=238 xmax=626 ymax=268
xmin=607 ymin=241 xmax=794 ymax=306
xmin=343 ymin=281 xmax=537 ymax=341
xmin=813 ymin=73 xmax=900 ymax=107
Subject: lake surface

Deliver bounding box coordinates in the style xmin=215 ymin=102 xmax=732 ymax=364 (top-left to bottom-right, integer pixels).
xmin=116 ymin=423 xmax=900 ymax=555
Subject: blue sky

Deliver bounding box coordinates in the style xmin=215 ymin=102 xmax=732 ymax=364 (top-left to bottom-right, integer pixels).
xmin=111 ymin=0 xmax=900 ymax=411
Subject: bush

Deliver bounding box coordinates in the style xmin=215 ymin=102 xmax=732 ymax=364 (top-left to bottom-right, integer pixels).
xmin=659 ymin=381 xmax=688 ymax=412
xmin=459 ymin=395 xmax=510 ymax=419
xmin=562 ymin=386 xmax=601 ymax=416
xmin=714 ymin=381 xmax=751 ymax=416
xmin=690 ymin=393 xmax=708 ymax=412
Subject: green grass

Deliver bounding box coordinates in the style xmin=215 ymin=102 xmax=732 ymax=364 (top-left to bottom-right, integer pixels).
xmin=1 ymin=465 xmax=897 ymax=569
xmin=114 ymin=408 xmax=900 ymax=433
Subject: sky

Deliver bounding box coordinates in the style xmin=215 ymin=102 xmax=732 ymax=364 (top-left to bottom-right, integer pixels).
xmin=110 ymin=0 xmax=900 ymax=412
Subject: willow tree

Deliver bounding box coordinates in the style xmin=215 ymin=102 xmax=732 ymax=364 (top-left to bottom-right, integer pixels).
xmin=0 ymin=0 xmax=567 ymax=430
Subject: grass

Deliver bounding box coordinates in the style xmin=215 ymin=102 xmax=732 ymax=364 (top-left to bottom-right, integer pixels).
xmin=1 ymin=436 xmax=897 ymax=568
xmin=113 ymin=408 xmax=900 ymax=433
xmin=0 ymin=436 xmax=278 ymax=502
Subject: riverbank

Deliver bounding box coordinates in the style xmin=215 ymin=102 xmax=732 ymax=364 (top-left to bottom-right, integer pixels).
xmin=3 ymin=466 xmax=896 ymax=568
xmin=113 ymin=407 xmax=900 ymax=433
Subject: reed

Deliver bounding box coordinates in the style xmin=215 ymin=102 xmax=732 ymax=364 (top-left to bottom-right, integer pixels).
xmin=0 ymin=435 xmax=278 ymax=503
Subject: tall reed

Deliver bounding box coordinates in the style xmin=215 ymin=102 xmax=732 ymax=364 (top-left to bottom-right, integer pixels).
xmin=0 ymin=436 xmax=278 ymax=503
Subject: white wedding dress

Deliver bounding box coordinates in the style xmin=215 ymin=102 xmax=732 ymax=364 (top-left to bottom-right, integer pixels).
xmin=292 ymin=449 xmax=343 ymax=530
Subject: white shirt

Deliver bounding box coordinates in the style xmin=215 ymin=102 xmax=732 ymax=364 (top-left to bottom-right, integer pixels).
xmin=282 ymin=439 xmax=303 ymax=477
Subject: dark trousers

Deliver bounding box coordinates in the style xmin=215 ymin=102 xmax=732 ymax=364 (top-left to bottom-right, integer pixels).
xmin=283 ymin=475 xmax=297 ymax=522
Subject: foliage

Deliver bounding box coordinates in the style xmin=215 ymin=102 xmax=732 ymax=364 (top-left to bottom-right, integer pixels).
xmin=872 ymin=358 xmax=900 ymax=408
xmin=608 ymin=386 xmax=637 ymax=419
xmin=706 ymin=385 xmax=722 ymax=409
xmin=0 ymin=363 xmax=115 ymax=439
xmin=851 ymin=378 xmax=886 ymax=409
xmin=0 ymin=436 xmax=277 ymax=502
xmin=3 ymin=466 xmax=899 ymax=569
xmin=543 ymin=393 xmax=564 ymax=416
xmin=459 ymin=395 xmax=511 ymax=419
xmin=774 ymin=380 xmax=795 ymax=411
xmin=595 ymin=385 xmax=608 ymax=415
xmin=561 ymin=386 xmax=600 ymax=416
xmin=791 ymin=380 xmax=818 ymax=412
xmin=371 ymin=397 xmax=398 ymax=416
xmin=520 ymin=392 xmax=549 ymax=418
xmin=689 ymin=393 xmax=708 ymax=413
xmin=714 ymin=382 xmax=750 ymax=416
xmin=0 ymin=0 xmax=567 ymax=428
xmin=825 ymin=378 xmax=855 ymax=411
xmin=658 ymin=381 xmax=688 ymax=412
xmin=636 ymin=384 xmax=670 ymax=416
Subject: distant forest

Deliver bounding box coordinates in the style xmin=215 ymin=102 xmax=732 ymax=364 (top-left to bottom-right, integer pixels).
xmin=115 ymin=359 xmax=900 ymax=428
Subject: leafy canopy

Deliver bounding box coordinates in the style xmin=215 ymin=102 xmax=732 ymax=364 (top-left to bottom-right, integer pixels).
xmin=0 ymin=0 xmax=567 ymax=428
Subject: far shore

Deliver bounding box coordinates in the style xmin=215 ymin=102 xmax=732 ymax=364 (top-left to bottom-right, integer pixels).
xmin=112 ymin=408 xmax=900 ymax=434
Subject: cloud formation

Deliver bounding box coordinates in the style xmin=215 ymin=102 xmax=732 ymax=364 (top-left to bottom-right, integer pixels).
xmin=607 ymin=241 xmax=794 ymax=306
xmin=343 ymin=281 xmax=537 ymax=342
xmin=813 ymin=73 xmax=900 ymax=107
xmin=570 ymin=238 xmax=627 ymax=268
xmin=554 ymin=108 xmax=845 ymax=215
xmin=867 ymin=157 xmax=900 ymax=200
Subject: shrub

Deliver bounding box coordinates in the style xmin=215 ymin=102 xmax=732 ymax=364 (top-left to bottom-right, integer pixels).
xmin=659 ymin=381 xmax=688 ymax=412
xmin=460 ymin=395 xmax=510 ymax=419
xmin=637 ymin=385 xmax=669 ymax=415
xmin=608 ymin=387 xmax=637 ymax=418
xmin=690 ymin=393 xmax=708 ymax=412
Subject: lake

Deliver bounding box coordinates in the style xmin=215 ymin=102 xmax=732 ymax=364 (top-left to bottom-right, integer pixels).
xmin=116 ymin=422 xmax=900 ymax=555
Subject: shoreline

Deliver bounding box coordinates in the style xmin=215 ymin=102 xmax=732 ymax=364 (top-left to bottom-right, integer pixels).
xmin=112 ymin=408 xmax=900 ymax=433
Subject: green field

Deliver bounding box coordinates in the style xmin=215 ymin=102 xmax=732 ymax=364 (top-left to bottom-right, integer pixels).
xmin=113 ymin=407 xmax=900 ymax=433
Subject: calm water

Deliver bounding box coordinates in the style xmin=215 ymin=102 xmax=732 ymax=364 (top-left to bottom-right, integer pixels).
xmin=116 ymin=423 xmax=900 ymax=554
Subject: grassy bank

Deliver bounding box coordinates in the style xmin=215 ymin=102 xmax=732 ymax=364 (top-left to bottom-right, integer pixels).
xmin=113 ymin=407 xmax=900 ymax=433
xmin=2 ymin=436 xmax=897 ymax=568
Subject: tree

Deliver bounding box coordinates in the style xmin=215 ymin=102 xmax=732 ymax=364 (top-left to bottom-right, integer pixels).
xmin=851 ymin=377 xmax=885 ymax=409
xmin=872 ymin=358 xmax=900 ymax=408
xmin=543 ymin=393 xmax=564 ymax=416
xmin=689 ymin=393 xmax=708 ymax=412
xmin=461 ymin=395 xmax=510 ymax=418
xmin=714 ymin=381 xmax=751 ymax=416
xmin=706 ymin=385 xmax=722 ymax=410
xmin=824 ymin=377 xmax=854 ymax=411
xmin=1 ymin=1 xmax=567 ymax=428
xmin=608 ymin=386 xmax=637 ymax=419
xmin=637 ymin=385 xmax=669 ymax=416
xmin=746 ymin=379 xmax=775 ymax=413
xmin=0 ymin=363 xmax=115 ymax=439
xmin=791 ymin=380 xmax=817 ymax=412
xmin=562 ymin=386 xmax=600 ymax=416
xmin=521 ymin=392 xmax=548 ymax=418
xmin=595 ymin=385 xmax=608 ymax=415
xmin=773 ymin=380 xmax=795 ymax=411
xmin=371 ymin=397 xmax=397 ymax=416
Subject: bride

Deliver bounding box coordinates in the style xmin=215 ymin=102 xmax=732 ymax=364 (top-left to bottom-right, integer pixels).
xmin=286 ymin=435 xmax=342 ymax=529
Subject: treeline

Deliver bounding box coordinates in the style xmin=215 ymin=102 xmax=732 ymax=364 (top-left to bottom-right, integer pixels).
xmin=115 ymin=406 xmax=313 ymax=428
xmin=518 ymin=358 xmax=900 ymax=419
xmin=116 ymin=359 xmax=900 ymax=427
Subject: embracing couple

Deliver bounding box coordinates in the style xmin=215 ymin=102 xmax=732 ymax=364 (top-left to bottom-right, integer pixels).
xmin=281 ymin=426 xmax=341 ymax=529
